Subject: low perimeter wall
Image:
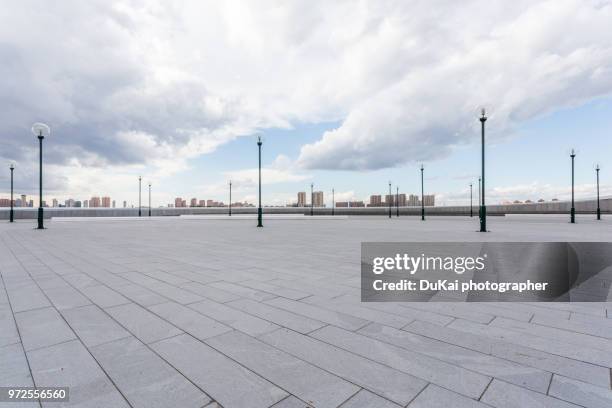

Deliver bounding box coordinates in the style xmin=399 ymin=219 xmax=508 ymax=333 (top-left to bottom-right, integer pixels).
xmin=0 ymin=198 xmax=610 ymax=220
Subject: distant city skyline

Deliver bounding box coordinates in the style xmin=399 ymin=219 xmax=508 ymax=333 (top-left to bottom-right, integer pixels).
xmin=1 ymin=2 xmax=611 ymax=207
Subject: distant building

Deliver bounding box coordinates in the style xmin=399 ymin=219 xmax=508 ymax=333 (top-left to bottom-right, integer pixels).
xmin=199 ymin=200 xmax=206 ymax=207
xmin=65 ymin=198 xmax=75 ymax=207
xmin=102 ymin=197 xmax=111 ymax=208
xmin=175 ymin=197 xmax=184 ymax=208
xmin=112 ymin=200 xmax=116 ymax=208
xmin=369 ymin=195 xmax=382 ymax=207
xmin=313 ymin=191 xmax=324 ymax=207
xmin=336 ymin=201 xmax=349 ymax=207
xmin=537 ymin=199 xmax=545 ymax=203
xmin=83 ymin=200 xmax=89 ymax=208
xmin=90 ymin=196 xmax=101 ymax=208
xmin=75 ymin=201 xmax=82 ymax=208
xmin=297 ymin=192 xmax=306 ymax=207
xmin=408 ymin=194 xmax=419 ymax=206
xmin=123 ymin=200 xmax=127 ymax=208
xmin=190 ymin=198 xmax=198 ymax=207
xmin=0 ymin=199 xmax=10 ymax=207
xmin=397 ymin=194 xmax=406 ymax=207
xmin=52 ymin=198 xmax=58 ymax=207
xmin=349 ymin=201 xmax=365 ymax=207
xmin=384 ymin=194 xmax=395 ymax=206
xmin=423 ymin=194 xmax=435 ymax=206
xmin=21 ymin=195 xmax=27 ymax=207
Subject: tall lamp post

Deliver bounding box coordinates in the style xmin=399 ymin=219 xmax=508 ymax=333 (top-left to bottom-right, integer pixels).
xmin=310 ymin=183 xmax=314 ymax=216
xmin=257 ymin=136 xmax=263 ymax=227
xmin=32 ymin=123 xmax=50 ymax=230
xmin=479 ymin=109 xmax=487 ymax=232
xmin=570 ymin=149 xmax=576 ymax=224
xmin=138 ymin=176 xmax=142 ymax=217
xmin=420 ymin=165 xmax=425 ymax=221
xmin=148 ymin=182 xmax=152 ymax=217
xmin=332 ymin=188 xmax=335 ymax=216
xmin=388 ymin=181 xmax=392 ymax=219
xmin=469 ymin=183 xmax=473 ymax=217
xmin=396 ymin=186 xmax=399 ymax=217
xmin=229 ymin=180 xmax=232 ymax=216
xmin=9 ymin=164 xmax=15 ymax=223
xmin=596 ymin=164 xmax=601 ymax=220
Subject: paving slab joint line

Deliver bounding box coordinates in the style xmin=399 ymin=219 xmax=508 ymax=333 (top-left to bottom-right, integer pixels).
xmin=478 ymin=377 xmax=494 ymax=401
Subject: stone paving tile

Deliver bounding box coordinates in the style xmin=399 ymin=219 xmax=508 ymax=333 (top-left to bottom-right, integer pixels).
xmin=79 ymin=284 xmax=131 ymax=308
xmin=41 ymin=284 xmax=91 ymax=311
xmin=0 ymin=343 xmax=34 ymax=387
xmin=448 ymin=318 xmax=611 ymax=387
xmin=548 ymin=374 xmax=612 ymax=408
xmin=179 ymin=281 xmax=242 ymax=303
xmin=226 ymin=298 xmax=327 ymax=334
xmin=206 ymin=281 xmax=278 ymax=302
xmin=264 ymin=298 xmax=369 ymax=331
xmin=27 ymin=339 xmax=130 ymax=408
xmin=480 ymin=379 xmax=581 ymax=408
xmin=91 ymin=336 xmax=210 ymax=408
xmin=358 ymin=301 xmax=453 ymax=326
xmin=270 ymin=395 xmax=312 ymax=407
xmin=0 ymin=307 xmax=20 ymax=348
xmin=259 ymin=328 xmax=427 ymax=406
xmin=112 ymin=283 xmax=170 ymax=306
xmin=152 ymin=333 xmax=288 ymax=408
xmin=61 ymin=304 xmax=130 ymax=347
xmin=407 ymin=384 xmax=490 ymax=408
xmin=14 ymin=307 xmax=76 ymax=351
xmin=531 ymin=314 xmax=612 ymax=339
xmin=310 ymin=325 xmax=490 ymax=399
xmin=188 ymin=298 xmax=280 ymax=337
xmin=4 ymin=281 xmax=50 ymax=313
xmin=62 ymin=272 xmax=100 ymax=289
xmin=237 ymin=279 xmax=311 ymax=300
xmin=147 ymin=282 xmax=204 ymax=304
xmin=338 ymin=389 xmax=401 ymax=408
xmin=358 ymin=323 xmax=550 ymax=393
xmin=106 ymin=302 xmax=183 ymax=344
xmin=148 ymin=301 xmax=233 ymax=340
xmin=206 ymin=330 xmax=359 ymax=408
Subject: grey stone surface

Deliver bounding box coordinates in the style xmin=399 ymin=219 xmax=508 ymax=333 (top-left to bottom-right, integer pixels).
xmin=1 ymin=217 xmax=612 ymax=408
xmin=148 ymin=301 xmax=233 ymax=340
xmin=259 ymin=328 xmax=427 ymax=405
xmin=106 ymin=302 xmax=183 ymax=344
xmin=14 ymin=307 xmax=76 ymax=351
xmin=152 ymin=334 xmax=288 ymax=408
xmin=339 ymin=390 xmax=401 ymax=408
xmin=206 ymin=330 xmax=359 ymax=408
xmin=90 ymin=336 xmax=210 ymax=408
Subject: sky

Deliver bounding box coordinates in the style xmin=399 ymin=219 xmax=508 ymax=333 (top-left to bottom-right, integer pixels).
xmin=1 ymin=0 xmax=612 ymax=207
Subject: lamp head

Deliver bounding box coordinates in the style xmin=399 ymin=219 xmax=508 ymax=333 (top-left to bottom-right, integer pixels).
xmin=596 ymin=164 xmax=600 ymax=171
xmin=9 ymin=163 xmax=15 ymax=170
xmin=31 ymin=122 xmax=50 ymax=138
xmin=257 ymin=135 xmax=262 ymax=146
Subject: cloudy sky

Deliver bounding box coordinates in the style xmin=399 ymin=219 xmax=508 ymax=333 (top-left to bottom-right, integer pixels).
xmin=1 ymin=0 xmax=612 ymax=207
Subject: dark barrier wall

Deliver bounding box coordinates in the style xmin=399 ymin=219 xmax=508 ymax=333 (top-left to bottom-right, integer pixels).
xmin=0 ymin=197 xmax=610 ymax=219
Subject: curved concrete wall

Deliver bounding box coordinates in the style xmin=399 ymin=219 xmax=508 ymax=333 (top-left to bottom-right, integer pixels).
xmin=1 ymin=197 xmax=610 ymax=219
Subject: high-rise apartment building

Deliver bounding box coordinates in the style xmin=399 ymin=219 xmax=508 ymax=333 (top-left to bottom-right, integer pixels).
xmin=83 ymin=200 xmax=89 ymax=208
xmin=123 ymin=201 xmax=127 ymax=208
xmin=199 ymin=200 xmax=206 ymax=207
xmin=369 ymin=195 xmax=382 ymax=207
xmin=397 ymin=194 xmax=406 ymax=206
xmin=21 ymin=195 xmax=26 ymax=207
xmin=297 ymin=192 xmax=306 ymax=207
xmin=408 ymin=194 xmax=419 ymax=206
xmin=423 ymin=194 xmax=435 ymax=206
xmin=52 ymin=198 xmax=58 ymax=207
xmin=384 ymin=194 xmax=395 ymax=206
xmin=313 ymin=191 xmax=324 ymax=207
xmin=190 ymin=198 xmax=198 ymax=207
xmin=175 ymin=197 xmax=184 ymax=208
xmin=89 ymin=196 xmax=101 ymax=208
xmin=102 ymin=197 xmax=111 ymax=208
xmin=65 ymin=198 xmax=75 ymax=207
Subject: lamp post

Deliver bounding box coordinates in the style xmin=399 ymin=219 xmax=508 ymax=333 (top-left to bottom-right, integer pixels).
xmin=138 ymin=176 xmax=142 ymax=217
xmin=420 ymin=165 xmax=425 ymax=221
xmin=396 ymin=186 xmax=399 ymax=217
xmin=310 ymin=183 xmax=314 ymax=216
xmin=148 ymin=182 xmax=151 ymax=217
xmin=478 ymin=177 xmax=481 ymax=221
xmin=229 ymin=180 xmax=232 ymax=216
xmin=570 ymin=149 xmax=576 ymax=224
xmin=470 ymin=183 xmax=473 ymax=217
xmin=32 ymin=123 xmax=50 ymax=230
xmin=388 ymin=181 xmax=392 ymax=219
xmin=479 ymin=109 xmax=487 ymax=232
xmin=9 ymin=164 xmax=15 ymax=223
xmin=596 ymin=164 xmax=601 ymax=220
xmin=257 ymin=136 xmax=263 ymax=227
xmin=332 ymin=188 xmax=335 ymax=216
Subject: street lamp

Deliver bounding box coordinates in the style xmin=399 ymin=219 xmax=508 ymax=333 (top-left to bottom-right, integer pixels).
xmin=420 ymin=165 xmax=425 ymax=221
xmin=9 ymin=164 xmax=15 ymax=223
xmin=570 ymin=149 xmax=576 ymax=224
xmin=148 ymin=182 xmax=152 ymax=217
xmin=257 ymin=136 xmax=263 ymax=227
xmin=479 ymin=109 xmax=487 ymax=232
xmin=396 ymin=186 xmax=399 ymax=217
xmin=138 ymin=176 xmax=142 ymax=217
xmin=470 ymin=183 xmax=473 ymax=217
xmin=229 ymin=180 xmax=232 ymax=216
xmin=388 ymin=181 xmax=392 ymax=219
xmin=596 ymin=164 xmax=601 ymax=220
xmin=332 ymin=188 xmax=335 ymax=216
xmin=32 ymin=123 xmax=50 ymax=230
xmin=478 ymin=177 xmax=481 ymax=221
xmin=310 ymin=183 xmax=314 ymax=216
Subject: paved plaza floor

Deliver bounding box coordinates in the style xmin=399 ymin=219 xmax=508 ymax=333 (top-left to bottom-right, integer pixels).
xmin=1 ymin=216 xmax=611 ymax=408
